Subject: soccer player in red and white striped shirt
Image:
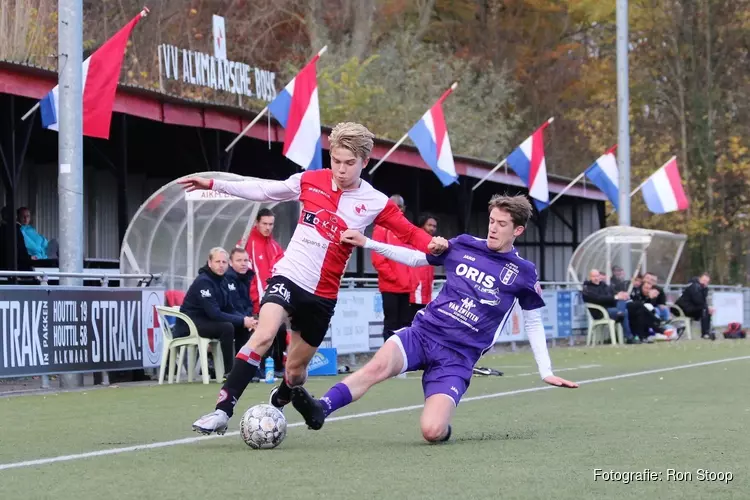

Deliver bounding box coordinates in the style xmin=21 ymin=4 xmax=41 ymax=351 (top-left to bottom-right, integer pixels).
xmin=182 ymin=122 xmax=448 ymax=434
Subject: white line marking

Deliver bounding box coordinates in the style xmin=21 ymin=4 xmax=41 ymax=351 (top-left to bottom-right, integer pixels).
xmin=1 ymin=355 xmax=748 ymax=471
xmin=405 ymin=363 xmax=602 ymax=379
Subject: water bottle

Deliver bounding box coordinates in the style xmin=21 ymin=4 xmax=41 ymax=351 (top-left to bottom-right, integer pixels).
xmin=264 ymin=357 xmax=275 ymax=384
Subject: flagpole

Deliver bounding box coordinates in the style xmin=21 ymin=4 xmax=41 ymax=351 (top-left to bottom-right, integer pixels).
xmin=470 ymin=158 xmax=508 ymax=192
xmin=21 ymin=103 xmax=40 ymax=121
xmin=224 ymin=45 xmax=328 ymax=153
xmin=547 ymin=144 xmax=617 ymax=207
xmin=368 ymin=133 xmax=408 ymax=175
xmin=224 ymin=107 xmax=269 ymax=152
xmin=630 ymin=155 xmax=676 ymax=197
xmin=471 ymin=116 xmax=554 ymax=191
xmin=547 ymin=172 xmax=586 ymax=207
xmin=368 ymin=81 xmax=459 ymax=176
xmin=629 ymin=179 xmax=647 ymax=197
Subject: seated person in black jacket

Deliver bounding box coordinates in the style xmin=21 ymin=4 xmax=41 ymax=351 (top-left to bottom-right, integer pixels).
xmin=176 ymin=247 xmax=257 ymax=372
xmin=224 ymin=248 xmax=257 ymax=353
xmin=0 ymin=205 xmax=34 ymax=277
xmin=610 ymin=265 xmax=630 ymax=293
xmin=582 ymin=268 xmax=637 ymax=343
xmin=629 ymin=274 xmax=644 ymax=300
xmin=226 ymin=247 xmax=286 ymax=381
xmin=642 ymin=272 xmax=669 ymax=321
xmin=628 ymin=279 xmax=666 ymax=340
xmin=675 ymin=272 xmax=714 ymax=339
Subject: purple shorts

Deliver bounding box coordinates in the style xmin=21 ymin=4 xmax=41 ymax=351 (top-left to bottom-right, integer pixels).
xmin=389 ymin=327 xmax=474 ymax=406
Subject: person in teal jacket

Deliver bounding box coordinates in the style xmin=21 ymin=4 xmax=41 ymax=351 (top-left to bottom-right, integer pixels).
xmin=17 ymin=207 xmax=50 ymax=259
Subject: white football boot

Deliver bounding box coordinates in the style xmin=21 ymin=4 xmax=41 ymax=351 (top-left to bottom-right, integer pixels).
xmin=192 ymin=409 xmax=229 ymax=435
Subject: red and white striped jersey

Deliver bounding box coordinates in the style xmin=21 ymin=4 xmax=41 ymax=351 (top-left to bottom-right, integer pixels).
xmin=211 ymin=170 xmax=432 ymax=299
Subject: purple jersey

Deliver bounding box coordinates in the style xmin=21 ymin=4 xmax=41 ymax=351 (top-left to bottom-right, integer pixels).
xmin=412 ymin=234 xmax=545 ymax=358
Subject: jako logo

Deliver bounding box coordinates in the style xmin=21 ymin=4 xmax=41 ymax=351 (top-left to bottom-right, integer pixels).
xmin=462 ymin=254 xmax=476 ymax=261
xmin=308 ymin=352 xmax=329 ymax=371
xmin=455 ymin=263 xmax=495 ymax=288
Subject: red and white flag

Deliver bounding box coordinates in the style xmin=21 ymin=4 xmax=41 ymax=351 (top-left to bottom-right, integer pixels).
xmin=40 ymin=9 xmax=148 ymax=139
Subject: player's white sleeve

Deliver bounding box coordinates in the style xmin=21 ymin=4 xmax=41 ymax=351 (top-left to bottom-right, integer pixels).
xmin=363 ymin=238 xmax=429 ymax=267
xmin=211 ymin=173 xmax=302 ymax=202
xmin=523 ymin=308 xmax=553 ymax=380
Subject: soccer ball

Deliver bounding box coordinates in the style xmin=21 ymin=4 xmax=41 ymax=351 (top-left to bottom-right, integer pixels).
xmin=239 ymin=404 xmax=287 ymax=449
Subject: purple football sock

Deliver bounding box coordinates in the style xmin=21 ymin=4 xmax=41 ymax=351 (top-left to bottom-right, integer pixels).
xmin=320 ymin=383 xmax=353 ymax=417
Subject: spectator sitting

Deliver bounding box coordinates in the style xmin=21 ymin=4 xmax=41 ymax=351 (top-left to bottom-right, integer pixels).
xmin=175 ymin=247 xmax=257 ymax=374
xmin=582 ymin=268 xmax=638 ymax=344
xmin=610 ymin=265 xmax=630 ymax=293
xmin=17 ymin=207 xmax=57 ymax=260
xmin=643 ymin=272 xmax=669 ymax=321
xmin=409 ymin=213 xmax=438 ymax=318
xmin=1 ymin=205 xmax=33 ymax=273
xmin=224 ymin=248 xmax=258 ymax=356
xmin=675 ymin=272 xmax=715 ymax=340
xmin=629 ymin=274 xmax=644 ymax=300
xmin=628 ymin=279 xmax=668 ymax=341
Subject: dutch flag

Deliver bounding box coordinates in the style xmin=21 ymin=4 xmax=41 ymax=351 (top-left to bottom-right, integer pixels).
xmin=585 ymin=146 xmax=620 ymax=211
xmin=268 ymin=52 xmax=323 ymax=170
xmin=506 ymin=120 xmax=552 ymax=211
xmin=640 ymin=156 xmax=689 ymax=214
xmin=407 ymin=84 xmax=458 ymax=186
xmin=39 ymin=10 xmax=147 ymax=140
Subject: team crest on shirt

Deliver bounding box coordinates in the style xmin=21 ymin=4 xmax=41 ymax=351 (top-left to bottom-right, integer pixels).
xmin=301 ymin=209 xmax=349 ymax=243
xmin=499 ymin=264 xmax=519 ymax=286
xmin=354 ymin=203 xmax=366 ymax=215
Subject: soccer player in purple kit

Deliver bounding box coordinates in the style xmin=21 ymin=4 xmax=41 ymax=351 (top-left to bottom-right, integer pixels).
xmin=290 ymin=194 xmax=578 ymax=441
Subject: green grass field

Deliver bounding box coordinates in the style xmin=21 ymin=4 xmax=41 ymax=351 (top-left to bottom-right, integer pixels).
xmin=1 ymin=340 xmax=749 ymax=500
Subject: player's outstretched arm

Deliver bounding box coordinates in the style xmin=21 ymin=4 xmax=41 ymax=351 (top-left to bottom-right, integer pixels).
xmin=341 ymin=229 xmax=439 ymax=267
xmin=524 ymin=308 xmax=579 ymax=388
xmin=178 ymin=173 xmax=302 ymax=202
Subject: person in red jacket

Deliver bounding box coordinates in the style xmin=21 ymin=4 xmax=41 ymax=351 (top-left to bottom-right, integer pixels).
xmin=410 ymin=213 xmax=438 ymax=317
xmin=238 ymin=208 xmax=286 ymax=379
xmin=372 ymin=194 xmax=414 ymax=341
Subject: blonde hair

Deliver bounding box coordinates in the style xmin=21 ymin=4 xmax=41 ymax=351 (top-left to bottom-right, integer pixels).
xmin=329 ymin=122 xmax=375 ymax=161
xmin=208 ymin=247 xmax=228 ymax=261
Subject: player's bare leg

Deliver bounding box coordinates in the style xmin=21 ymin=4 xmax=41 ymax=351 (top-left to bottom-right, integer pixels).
xmin=338 ymin=340 xmax=405 ymax=399
xmin=279 ymin=332 xmax=334 ymax=429
xmin=192 ymin=302 xmax=287 ymax=435
xmin=296 ymin=339 xmax=406 ymax=431
xmin=420 ymin=394 xmax=456 ymax=443
xmin=270 ymin=332 xmax=314 ymax=409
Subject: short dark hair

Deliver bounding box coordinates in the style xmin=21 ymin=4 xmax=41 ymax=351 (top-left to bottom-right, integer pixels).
xmin=488 ymin=194 xmax=533 ymax=227
xmin=16 ymin=206 xmax=29 ymax=217
xmin=700 ymin=271 xmax=711 ymax=279
xmin=229 ymin=247 xmax=247 ymax=259
xmin=256 ymin=208 xmax=274 ymax=221
xmin=417 ymin=213 xmax=437 ymax=228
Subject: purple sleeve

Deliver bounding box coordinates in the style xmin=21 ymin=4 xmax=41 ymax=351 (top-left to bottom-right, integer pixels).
xmin=425 ymin=237 xmax=459 ymax=266
xmin=519 ymin=268 xmax=545 ymax=311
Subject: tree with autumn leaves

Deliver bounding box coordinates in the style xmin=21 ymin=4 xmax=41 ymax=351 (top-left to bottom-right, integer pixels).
xmin=1 ymin=0 xmax=749 ymax=282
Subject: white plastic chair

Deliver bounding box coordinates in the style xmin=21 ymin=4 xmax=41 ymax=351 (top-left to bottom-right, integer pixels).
xmin=156 ymin=306 xmax=225 ymax=384
xmin=585 ymin=303 xmax=622 ymax=346
xmin=667 ymin=303 xmax=695 ymax=340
